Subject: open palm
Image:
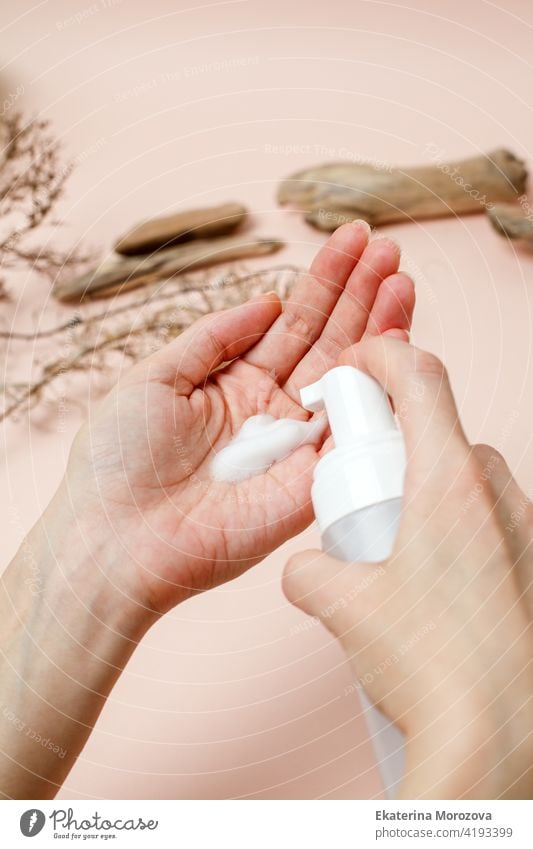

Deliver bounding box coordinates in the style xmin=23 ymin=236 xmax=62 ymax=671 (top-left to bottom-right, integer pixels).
xmin=67 ymin=223 xmax=414 ymax=615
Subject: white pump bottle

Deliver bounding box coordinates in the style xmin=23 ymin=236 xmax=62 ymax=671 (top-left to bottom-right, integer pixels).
xmin=300 ymin=365 xmax=406 ymax=798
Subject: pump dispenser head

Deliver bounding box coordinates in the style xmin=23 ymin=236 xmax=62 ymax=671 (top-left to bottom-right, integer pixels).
xmin=301 ymin=365 xmax=397 ymax=444
xmin=300 ymin=365 xmax=405 ymax=539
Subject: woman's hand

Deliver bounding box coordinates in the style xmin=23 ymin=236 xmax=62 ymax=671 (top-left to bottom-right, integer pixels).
xmin=65 ymin=222 xmax=414 ymax=618
xmin=283 ymin=336 xmax=533 ymax=799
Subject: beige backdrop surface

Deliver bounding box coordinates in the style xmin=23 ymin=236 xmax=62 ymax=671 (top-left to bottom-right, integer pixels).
xmin=1 ymin=0 xmax=532 ymax=799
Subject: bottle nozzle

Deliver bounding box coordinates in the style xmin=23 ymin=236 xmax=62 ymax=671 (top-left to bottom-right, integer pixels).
xmin=299 ymin=378 xmax=326 ymax=412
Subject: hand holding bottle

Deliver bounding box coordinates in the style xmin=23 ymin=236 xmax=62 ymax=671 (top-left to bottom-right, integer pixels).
xmin=283 ymin=335 xmax=533 ymax=799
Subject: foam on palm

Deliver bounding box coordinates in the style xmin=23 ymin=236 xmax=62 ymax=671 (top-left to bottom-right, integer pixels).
xmin=210 ymin=414 xmax=327 ymax=483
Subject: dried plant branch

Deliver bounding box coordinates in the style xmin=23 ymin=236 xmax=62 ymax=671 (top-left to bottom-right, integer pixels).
xmin=0 ymin=264 xmax=303 ymax=423
xmin=0 ymin=111 xmax=91 ymax=295
xmin=0 ymin=265 xmax=302 ymax=342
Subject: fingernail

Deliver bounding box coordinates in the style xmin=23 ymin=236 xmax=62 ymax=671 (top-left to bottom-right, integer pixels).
xmin=350 ymin=219 xmax=371 ymax=236
xmin=370 ymin=234 xmax=401 ymax=255
xmin=249 ymin=290 xmax=281 ymax=304
xmin=383 ymin=328 xmax=410 ymax=341
xmin=249 ymin=289 xmax=276 ymax=299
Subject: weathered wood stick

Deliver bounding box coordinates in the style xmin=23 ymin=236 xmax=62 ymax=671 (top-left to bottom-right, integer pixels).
xmin=54 ymin=235 xmax=284 ymax=302
xmin=278 ymin=149 xmax=527 ymax=231
xmin=486 ymin=202 xmax=533 ymax=243
xmin=114 ymin=201 xmax=247 ymax=255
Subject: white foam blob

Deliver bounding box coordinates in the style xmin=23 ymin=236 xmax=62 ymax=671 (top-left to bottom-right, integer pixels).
xmin=210 ymin=413 xmax=327 ymax=483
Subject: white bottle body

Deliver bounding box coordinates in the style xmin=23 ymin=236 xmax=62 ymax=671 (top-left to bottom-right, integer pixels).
xmin=321 ymin=498 xmax=406 ymax=799
xmin=300 ymin=365 xmax=406 ymax=798
xmin=322 ymin=497 xmax=403 ymax=563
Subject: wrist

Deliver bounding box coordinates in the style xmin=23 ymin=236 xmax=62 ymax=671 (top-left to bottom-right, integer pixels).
xmin=15 ymin=480 xmax=158 ymax=642
xmin=0 ymin=488 xmax=155 ymax=799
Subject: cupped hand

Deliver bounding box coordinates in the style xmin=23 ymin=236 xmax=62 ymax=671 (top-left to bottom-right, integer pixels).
xmin=63 ymin=222 xmax=414 ymax=617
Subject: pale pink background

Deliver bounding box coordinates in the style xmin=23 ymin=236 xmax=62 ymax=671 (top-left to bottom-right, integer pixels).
xmin=1 ymin=0 xmax=533 ymax=799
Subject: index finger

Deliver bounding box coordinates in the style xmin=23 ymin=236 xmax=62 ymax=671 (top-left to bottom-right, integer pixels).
xmin=339 ymin=336 xmax=469 ymax=469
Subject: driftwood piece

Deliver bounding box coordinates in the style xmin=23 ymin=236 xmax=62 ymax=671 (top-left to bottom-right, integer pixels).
xmin=54 ymin=235 xmax=284 ymax=302
xmin=278 ymin=149 xmax=527 ymax=231
xmin=114 ymin=201 xmax=247 ymax=255
xmin=486 ymin=202 xmax=533 ymax=243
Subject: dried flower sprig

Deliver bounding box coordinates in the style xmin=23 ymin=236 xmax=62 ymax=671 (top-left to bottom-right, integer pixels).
xmin=0 ymin=111 xmax=91 ymax=296
xmin=0 ymin=264 xmax=302 ymax=423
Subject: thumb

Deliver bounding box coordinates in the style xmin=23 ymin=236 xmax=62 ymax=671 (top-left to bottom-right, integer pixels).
xmin=126 ymin=290 xmax=281 ymax=392
xmin=283 ymin=549 xmax=385 ymax=645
